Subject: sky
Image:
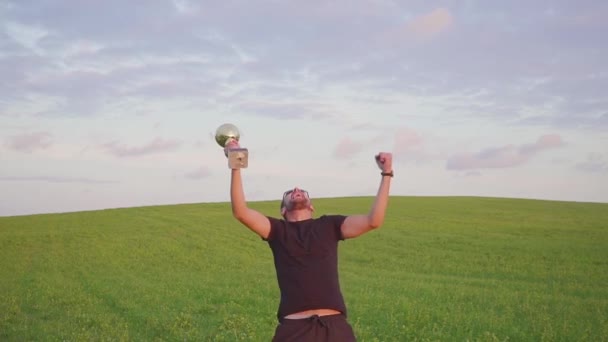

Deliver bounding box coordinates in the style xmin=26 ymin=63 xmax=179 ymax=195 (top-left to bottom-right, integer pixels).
xmin=1 ymin=0 xmax=607 ymax=216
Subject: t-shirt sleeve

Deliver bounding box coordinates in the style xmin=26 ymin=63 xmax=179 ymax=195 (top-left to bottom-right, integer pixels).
xmin=263 ymin=216 xmax=284 ymax=241
xmin=324 ymin=215 xmax=347 ymax=241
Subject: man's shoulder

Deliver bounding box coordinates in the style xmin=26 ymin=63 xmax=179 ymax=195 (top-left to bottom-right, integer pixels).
xmin=313 ymin=215 xmax=347 ymax=226
xmin=266 ymin=216 xmax=284 ymax=223
xmin=267 ymin=215 xmax=346 ymax=225
xmin=317 ymin=214 xmax=347 ymax=220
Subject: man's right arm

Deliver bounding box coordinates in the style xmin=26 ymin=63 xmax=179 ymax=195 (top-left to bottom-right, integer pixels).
xmin=230 ymin=168 xmax=271 ymax=239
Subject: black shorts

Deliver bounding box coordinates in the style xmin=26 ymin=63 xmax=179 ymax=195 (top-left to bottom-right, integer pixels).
xmin=272 ymin=314 xmax=356 ymax=342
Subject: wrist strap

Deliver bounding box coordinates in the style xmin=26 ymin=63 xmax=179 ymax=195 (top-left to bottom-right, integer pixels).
xmin=381 ymin=171 xmax=394 ymax=177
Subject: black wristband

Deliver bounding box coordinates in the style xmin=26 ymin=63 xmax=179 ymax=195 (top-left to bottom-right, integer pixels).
xmin=381 ymin=171 xmax=394 ymax=177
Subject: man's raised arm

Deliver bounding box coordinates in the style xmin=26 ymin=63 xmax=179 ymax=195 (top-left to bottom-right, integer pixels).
xmin=227 ymin=142 xmax=271 ymax=239
xmin=341 ymin=152 xmax=393 ymax=239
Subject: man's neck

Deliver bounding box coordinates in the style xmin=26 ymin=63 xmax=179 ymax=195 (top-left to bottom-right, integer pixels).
xmin=285 ymin=210 xmax=313 ymax=222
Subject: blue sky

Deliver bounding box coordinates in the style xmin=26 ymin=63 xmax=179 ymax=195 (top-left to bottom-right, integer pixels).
xmin=1 ymin=0 xmax=607 ymax=216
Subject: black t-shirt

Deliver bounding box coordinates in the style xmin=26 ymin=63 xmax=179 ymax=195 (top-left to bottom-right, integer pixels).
xmin=265 ymin=215 xmax=348 ymax=321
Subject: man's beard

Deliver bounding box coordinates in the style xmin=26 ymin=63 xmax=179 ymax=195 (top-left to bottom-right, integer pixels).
xmin=285 ymin=198 xmax=309 ymax=211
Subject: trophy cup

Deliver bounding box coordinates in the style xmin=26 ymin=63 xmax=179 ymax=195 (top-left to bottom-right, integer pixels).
xmin=215 ymin=123 xmax=248 ymax=169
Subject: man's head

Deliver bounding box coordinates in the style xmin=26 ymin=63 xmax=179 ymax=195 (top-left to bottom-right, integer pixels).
xmin=280 ymin=187 xmax=314 ymax=219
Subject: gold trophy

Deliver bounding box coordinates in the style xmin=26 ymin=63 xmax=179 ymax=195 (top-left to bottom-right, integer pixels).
xmin=215 ymin=123 xmax=248 ymax=169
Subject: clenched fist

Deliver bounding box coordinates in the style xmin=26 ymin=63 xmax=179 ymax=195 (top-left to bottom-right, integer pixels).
xmin=224 ymin=139 xmax=240 ymax=157
xmin=375 ymin=152 xmax=393 ymax=173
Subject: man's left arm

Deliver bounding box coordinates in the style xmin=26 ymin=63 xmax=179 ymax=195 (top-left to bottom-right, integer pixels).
xmin=341 ymin=152 xmax=393 ymax=239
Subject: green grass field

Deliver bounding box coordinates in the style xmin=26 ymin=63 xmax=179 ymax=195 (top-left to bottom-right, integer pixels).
xmin=1 ymin=196 xmax=607 ymax=341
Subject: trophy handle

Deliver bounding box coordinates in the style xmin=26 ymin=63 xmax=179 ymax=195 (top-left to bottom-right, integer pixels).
xmin=227 ymin=147 xmax=248 ymax=169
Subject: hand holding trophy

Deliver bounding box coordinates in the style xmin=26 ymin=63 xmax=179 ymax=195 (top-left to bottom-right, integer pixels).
xmin=215 ymin=123 xmax=248 ymax=169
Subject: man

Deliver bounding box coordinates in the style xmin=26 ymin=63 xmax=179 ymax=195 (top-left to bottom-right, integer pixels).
xmin=224 ymin=140 xmax=392 ymax=342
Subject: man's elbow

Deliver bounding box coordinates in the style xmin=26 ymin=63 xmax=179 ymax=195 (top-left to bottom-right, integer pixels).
xmin=231 ymin=206 xmax=247 ymax=221
xmin=232 ymin=213 xmax=251 ymax=227
xmin=367 ymin=213 xmax=385 ymax=230
xmin=233 ymin=212 xmax=248 ymax=223
xmin=369 ymin=220 xmax=383 ymax=230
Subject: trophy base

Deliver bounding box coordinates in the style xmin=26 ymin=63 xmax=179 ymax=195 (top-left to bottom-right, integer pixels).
xmin=227 ymin=148 xmax=248 ymax=169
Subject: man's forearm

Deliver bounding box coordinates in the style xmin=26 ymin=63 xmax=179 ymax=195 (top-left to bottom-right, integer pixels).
xmin=367 ymin=176 xmax=391 ymax=228
xmin=230 ymin=169 xmax=248 ymax=217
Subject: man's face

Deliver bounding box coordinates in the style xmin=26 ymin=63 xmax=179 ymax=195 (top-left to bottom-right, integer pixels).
xmin=282 ymin=187 xmax=311 ymax=211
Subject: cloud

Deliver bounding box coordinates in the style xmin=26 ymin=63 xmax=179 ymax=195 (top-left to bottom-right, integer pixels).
xmin=576 ymin=153 xmax=608 ymax=173
xmin=333 ymin=137 xmax=365 ymax=159
xmin=394 ymin=127 xmax=424 ymax=151
xmin=102 ymin=137 xmax=181 ymax=157
xmin=569 ymin=4 xmax=608 ymax=28
xmin=380 ymin=7 xmax=453 ymax=46
xmin=184 ymin=166 xmax=212 ymax=180
xmin=391 ymin=127 xmax=430 ymax=162
xmin=349 ymin=122 xmax=383 ymax=131
xmin=3 ymin=0 xmax=605 ymax=139
xmin=0 ymin=176 xmax=118 ymax=184
xmin=405 ymin=8 xmax=454 ymax=39
xmin=4 ymin=131 xmax=53 ymax=152
xmin=1 ymin=2 xmax=236 ymax=117
xmin=236 ymin=101 xmax=334 ymax=121
xmin=447 ymin=145 xmax=526 ymax=170
xmin=519 ymin=134 xmax=564 ymax=155
xmin=446 ymin=134 xmax=564 ymax=170
xmin=172 ymin=0 xmax=198 ymax=15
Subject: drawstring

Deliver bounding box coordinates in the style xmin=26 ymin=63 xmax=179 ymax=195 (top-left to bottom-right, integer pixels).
xmin=308 ymin=314 xmax=328 ymax=328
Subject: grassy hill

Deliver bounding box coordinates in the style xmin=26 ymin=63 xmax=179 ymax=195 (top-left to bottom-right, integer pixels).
xmin=1 ymin=196 xmax=607 ymax=341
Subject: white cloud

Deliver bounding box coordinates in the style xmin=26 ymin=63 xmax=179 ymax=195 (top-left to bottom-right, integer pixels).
xmin=101 ymin=138 xmax=182 ymax=157
xmin=4 ymin=131 xmax=53 ymax=152
xmin=576 ymin=153 xmax=608 ymax=173
xmin=446 ymin=135 xmax=565 ymax=170
xmin=0 ymin=176 xmax=118 ymax=184
xmin=184 ymin=166 xmax=212 ymax=180
xmin=405 ymin=7 xmax=454 ymax=38
xmin=333 ymin=137 xmax=365 ymax=160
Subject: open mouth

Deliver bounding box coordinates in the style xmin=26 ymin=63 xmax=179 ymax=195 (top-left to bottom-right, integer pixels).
xmin=291 ymin=191 xmax=309 ymax=201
